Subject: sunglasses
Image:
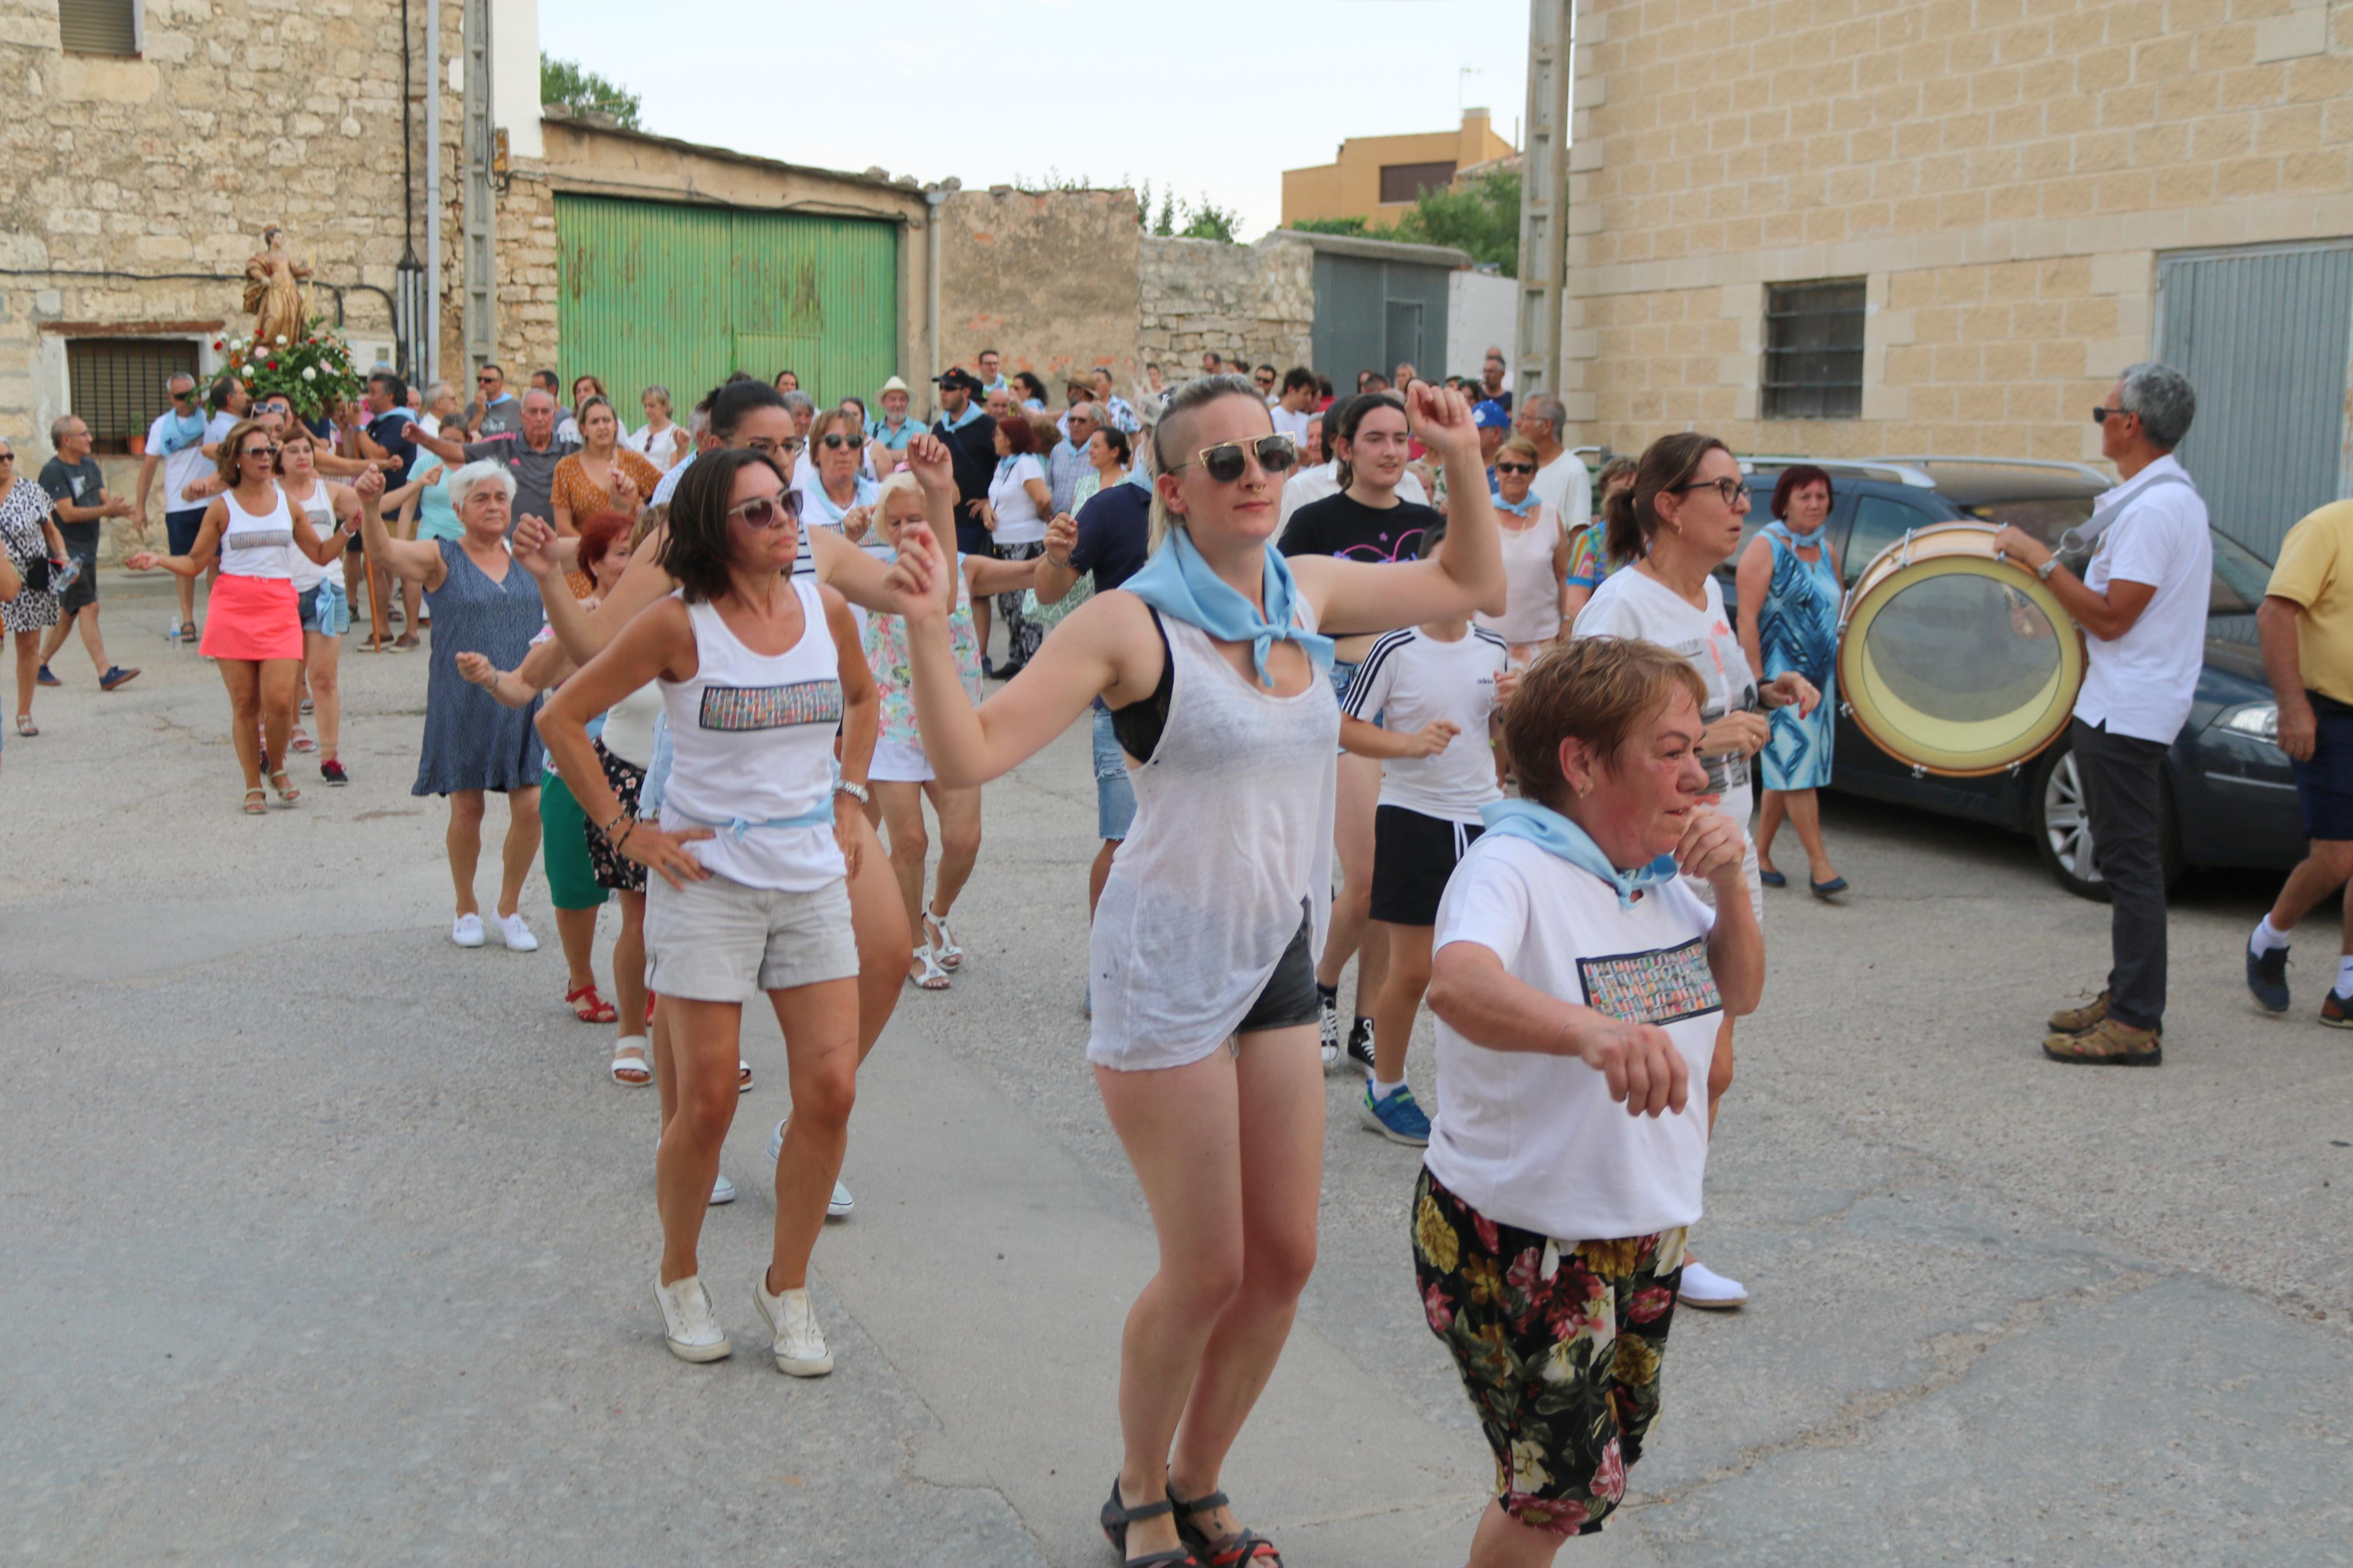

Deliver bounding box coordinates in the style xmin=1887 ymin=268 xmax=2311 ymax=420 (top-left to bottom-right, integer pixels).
xmin=1494 ymin=462 xmax=1536 ymax=475
xmin=2091 ymin=404 xmax=2134 ymax=425
xmin=1170 ymin=433 xmax=1299 ymax=484
xmin=1667 ymin=477 xmax=1749 ymax=507
xmin=477 ymin=375 xmax=499 ymax=385
xmin=727 ymin=490 xmax=804 ymax=529
xmin=171 ymin=390 xmax=195 ymax=401
xmin=0 ymin=453 xmax=14 ymax=463
xmin=817 ymin=433 xmax=856 ymax=450
xmin=240 ymin=444 xmax=281 ymax=460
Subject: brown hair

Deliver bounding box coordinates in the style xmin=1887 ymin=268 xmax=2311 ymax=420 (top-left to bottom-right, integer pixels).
xmin=1770 ymin=463 xmax=1834 ymax=520
xmin=659 ymin=447 xmax=791 ymax=605
xmin=213 ymin=417 xmax=279 ymax=488
xmin=1602 ymin=432 xmax=1733 ymax=567
xmin=1503 ymin=637 xmax=1708 ymax=811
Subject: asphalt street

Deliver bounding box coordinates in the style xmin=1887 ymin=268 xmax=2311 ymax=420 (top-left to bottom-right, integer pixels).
xmin=5 ymin=574 xmax=2351 ymax=1566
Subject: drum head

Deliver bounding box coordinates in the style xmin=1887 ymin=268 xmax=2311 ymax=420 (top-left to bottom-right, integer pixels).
xmin=1839 ymin=543 xmax=2084 ymax=777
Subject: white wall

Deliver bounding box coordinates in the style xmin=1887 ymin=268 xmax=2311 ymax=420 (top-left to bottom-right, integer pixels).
xmin=1446 ymin=269 xmax=1517 ymax=381
xmin=491 ymin=0 xmax=542 ymax=161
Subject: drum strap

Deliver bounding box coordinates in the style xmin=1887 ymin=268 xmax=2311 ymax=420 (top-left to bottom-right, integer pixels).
xmin=2059 ymin=470 xmax=2198 ymax=555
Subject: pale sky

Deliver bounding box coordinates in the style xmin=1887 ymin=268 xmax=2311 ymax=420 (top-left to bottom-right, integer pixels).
xmin=537 ymin=0 xmax=1532 ymax=240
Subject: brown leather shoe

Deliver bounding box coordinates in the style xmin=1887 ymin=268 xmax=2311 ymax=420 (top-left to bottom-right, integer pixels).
xmin=2043 ymin=1015 xmax=2162 ymax=1066
xmin=2047 ymin=991 xmax=2111 ymax=1033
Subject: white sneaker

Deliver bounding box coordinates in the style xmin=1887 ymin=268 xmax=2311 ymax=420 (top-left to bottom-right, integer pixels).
xmin=752 ymin=1275 xmax=833 ymax=1377
xmin=495 ymin=911 xmax=538 ymax=952
xmin=1677 ymin=1258 xmax=1749 ymax=1310
xmin=654 ymin=1273 xmax=732 ymax=1362
xmin=450 ymin=912 xmax=485 ymax=948
xmin=766 ymin=1117 xmax=856 ymax=1218
xmin=709 ymin=1172 xmax=736 ymax=1206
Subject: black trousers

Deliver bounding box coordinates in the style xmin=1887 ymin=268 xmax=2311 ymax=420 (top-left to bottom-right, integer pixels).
xmin=2072 ymin=718 xmax=2170 ymax=1029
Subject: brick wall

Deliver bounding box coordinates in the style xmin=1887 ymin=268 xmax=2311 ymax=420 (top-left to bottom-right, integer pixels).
xmin=1561 ymin=0 xmax=2353 ymax=461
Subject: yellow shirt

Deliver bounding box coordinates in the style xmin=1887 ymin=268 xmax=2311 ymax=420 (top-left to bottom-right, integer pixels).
xmin=2265 ymin=499 xmax=2353 ymax=707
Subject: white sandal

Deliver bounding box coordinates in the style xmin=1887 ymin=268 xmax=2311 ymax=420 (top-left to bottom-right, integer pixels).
xmin=908 ymin=943 xmax=950 ymax=991
xmin=925 ymin=911 xmax=963 ymax=971
xmin=611 ymin=1036 xmax=651 ymax=1086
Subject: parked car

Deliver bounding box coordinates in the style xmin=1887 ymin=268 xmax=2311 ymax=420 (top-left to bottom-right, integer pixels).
xmin=1713 ymin=457 xmax=2303 ymax=899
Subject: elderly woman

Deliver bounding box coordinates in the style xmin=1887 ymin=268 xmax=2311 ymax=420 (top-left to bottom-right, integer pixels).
xmin=0 ymin=436 xmax=70 ymax=738
xmin=1736 ymin=464 xmax=1844 ymax=896
xmin=627 ymin=384 xmax=691 ymax=471
xmin=1477 ymin=433 xmax=1573 ymax=664
xmin=1419 ymin=636 xmax=1762 ymax=1564
xmin=800 ymin=406 xmax=877 ymax=541
xmin=354 ymin=460 xmax=550 ymax=951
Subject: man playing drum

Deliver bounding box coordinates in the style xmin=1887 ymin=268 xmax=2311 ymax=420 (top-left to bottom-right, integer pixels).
xmin=1993 ymin=362 xmax=2209 ymax=1067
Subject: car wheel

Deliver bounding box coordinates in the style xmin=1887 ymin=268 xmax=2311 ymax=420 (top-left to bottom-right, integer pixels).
xmin=2028 ymin=740 xmax=2182 ymax=902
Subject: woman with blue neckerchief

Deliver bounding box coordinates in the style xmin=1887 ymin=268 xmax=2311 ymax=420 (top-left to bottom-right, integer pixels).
xmin=1734 ymin=463 xmax=1844 ymax=897
xmin=800 ymin=406 xmax=879 ymax=544
xmin=1421 ymin=634 xmax=1761 ymax=1564
xmin=1475 ymin=433 xmax=1573 ymax=665
xmin=883 ymin=373 xmax=1503 ymax=1568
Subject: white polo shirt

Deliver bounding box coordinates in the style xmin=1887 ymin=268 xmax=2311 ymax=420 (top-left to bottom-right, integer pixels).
xmin=2072 ymin=454 xmax=2211 ymax=745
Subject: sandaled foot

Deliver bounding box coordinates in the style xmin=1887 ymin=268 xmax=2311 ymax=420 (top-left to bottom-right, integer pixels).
xmin=242 ymin=787 xmax=268 ymax=816
xmin=13 ymin=714 xmax=34 ymax=737
xmin=908 ymin=943 xmax=951 ymax=991
xmin=1101 ymin=1476 xmax=1197 ymax=1567
xmin=925 ymin=910 xmax=964 ymax=970
xmin=267 ymin=769 xmax=301 ymax=805
xmin=1169 ymin=1485 xmax=1280 ymax=1566
xmin=610 ymin=1037 xmax=652 ymax=1086
xmin=566 ymin=983 xmax=619 ymax=1023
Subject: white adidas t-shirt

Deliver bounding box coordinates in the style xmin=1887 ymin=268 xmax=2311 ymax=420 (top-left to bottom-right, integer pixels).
xmin=1425 ymin=833 xmax=1720 ymax=1241
xmin=1571 ymin=567 xmax=1758 ymax=826
xmin=1340 ymin=624 xmax=1509 ymax=823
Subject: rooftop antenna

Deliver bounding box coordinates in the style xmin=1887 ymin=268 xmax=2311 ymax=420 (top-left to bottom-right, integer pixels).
xmin=1458 ymin=63 xmax=1479 ymax=115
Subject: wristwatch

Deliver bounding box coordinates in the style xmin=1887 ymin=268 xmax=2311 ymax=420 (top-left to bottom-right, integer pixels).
xmin=833 ymin=780 xmax=870 ymax=807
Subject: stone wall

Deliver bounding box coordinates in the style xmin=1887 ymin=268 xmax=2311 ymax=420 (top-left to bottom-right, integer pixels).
xmin=1560 ymin=0 xmax=2353 ymax=460
xmin=1137 ymin=235 xmax=1315 ymax=379
xmin=493 ymin=161 xmax=560 ymax=382
xmin=936 ymin=187 xmax=1141 ymax=396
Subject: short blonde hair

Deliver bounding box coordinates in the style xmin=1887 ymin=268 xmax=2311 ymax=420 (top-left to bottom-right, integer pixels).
xmin=1504 ymin=637 xmax=1708 ymax=811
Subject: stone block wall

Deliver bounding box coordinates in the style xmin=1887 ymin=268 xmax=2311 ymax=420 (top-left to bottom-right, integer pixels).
xmin=936 ymin=187 xmax=1141 ymax=394
xmin=494 ymin=162 xmax=560 ymax=382
xmin=1137 ymin=236 xmax=1315 ymax=380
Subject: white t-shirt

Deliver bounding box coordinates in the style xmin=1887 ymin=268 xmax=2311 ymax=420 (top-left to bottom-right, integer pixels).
xmin=989 ymin=453 xmax=1048 ymax=546
xmin=626 ymin=422 xmax=690 ymax=470
xmin=1341 ymin=625 xmax=1509 ymax=822
xmin=145 ymin=412 xmax=214 ymax=512
xmin=2073 ymin=455 xmax=2212 ymax=745
xmin=1531 ymin=450 xmax=1592 ymax=536
xmin=1425 ymin=834 xmax=1720 ymax=1240
xmin=1278 ymin=461 xmax=1429 ymax=527
xmin=1269 ymin=404 xmax=1314 ymax=446
xmin=1572 ymin=567 xmax=1758 ymax=826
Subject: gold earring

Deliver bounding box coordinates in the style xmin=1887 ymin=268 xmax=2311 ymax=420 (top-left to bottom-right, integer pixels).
xmin=1577 ymin=782 xmax=1592 ymax=798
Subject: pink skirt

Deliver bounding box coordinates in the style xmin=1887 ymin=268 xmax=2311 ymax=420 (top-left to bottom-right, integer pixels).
xmin=199 ymin=574 xmax=303 ymax=662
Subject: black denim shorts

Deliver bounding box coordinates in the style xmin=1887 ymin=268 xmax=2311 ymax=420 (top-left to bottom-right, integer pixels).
xmin=1234 ymin=898 xmax=1320 ymax=1035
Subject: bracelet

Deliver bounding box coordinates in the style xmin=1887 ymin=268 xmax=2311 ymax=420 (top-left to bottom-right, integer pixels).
xmin=613 ymin=821 xmax=637 ymax=854
xmin=833 ymin=780 xmax=870 ymax=808
xmin=598 ymin=809 xmax=630 ymax=840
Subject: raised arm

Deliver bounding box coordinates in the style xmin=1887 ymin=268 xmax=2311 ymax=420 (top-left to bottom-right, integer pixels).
xmin=1289 ymin=382 xmax=1506 ymax=636
xmin=1034 ymin=510 xmax=1080 ymax=605
xmin=404 ymin=421 xmax=470 ymax=466
xmin=353 ymin=467 xmax=448 ymax=586
xmin=528 ymin=512 xmax=662 ymax=662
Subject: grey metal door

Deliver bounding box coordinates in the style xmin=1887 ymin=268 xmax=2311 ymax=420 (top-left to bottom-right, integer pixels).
xmin=2156 ymin=241 xmax=2353 ymax=560
xmin=1383 ymin=300 xmax=1424 ymax=376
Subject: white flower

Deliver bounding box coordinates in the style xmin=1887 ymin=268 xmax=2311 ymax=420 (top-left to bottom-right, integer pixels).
xmin=275 ymin=334 xmax=289 ymax=346
xmin=239 ymin=365 xmax=254 ymax=378
xmin=301 ymin=367 xmax=317 ymax=382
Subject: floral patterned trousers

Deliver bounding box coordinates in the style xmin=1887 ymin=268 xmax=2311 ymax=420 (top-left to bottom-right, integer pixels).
xmin=1412 ymin=1167 xmax=1687 ymax=1537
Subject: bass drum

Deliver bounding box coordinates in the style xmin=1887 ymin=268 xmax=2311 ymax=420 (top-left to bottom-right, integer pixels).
xmin=1837 ymin=523 xmax=2085 ymax=777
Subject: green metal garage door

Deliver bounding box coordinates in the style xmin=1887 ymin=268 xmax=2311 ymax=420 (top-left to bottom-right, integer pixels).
xmin=556 ymin=194 xmax=899 ymax=413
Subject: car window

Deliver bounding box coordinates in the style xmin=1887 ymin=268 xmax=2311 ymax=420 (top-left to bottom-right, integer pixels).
xmin=1955 ymin=497 xmax=2096 ymax=550
xmin=2209 ymin=527 xmax=2271 ymax=616
xmin=1844 ymin=495 xmax=1939 ymax=586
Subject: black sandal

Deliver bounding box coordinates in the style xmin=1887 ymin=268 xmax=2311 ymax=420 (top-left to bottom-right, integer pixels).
xmin=1101 ymin=1475 xmax=1199 ymax=1567
xmin=1167 ymin=1485 xmax=1282 ymax=1566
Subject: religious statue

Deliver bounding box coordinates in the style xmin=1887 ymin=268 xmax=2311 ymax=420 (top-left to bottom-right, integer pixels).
xmin=242 ymin=225 xmax=312 ymax=349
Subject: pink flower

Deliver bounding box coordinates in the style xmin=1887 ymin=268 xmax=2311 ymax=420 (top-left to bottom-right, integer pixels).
xmin=1505 ymin=1494 xmax=1589 ymax=1535
xmin=1472 ymin=1212 xmax=1500 ymax=1256
xmin=1422 ymin=1281 xmax=1455 ymax=1333
xmin=1627 ymin=1286 xmax=1674 ymax=1325
xmin=1591 ymin=1439 xmax=1627 ymax=1502
xmin=1505 ymin=1247 xmax=1544 ymax=1297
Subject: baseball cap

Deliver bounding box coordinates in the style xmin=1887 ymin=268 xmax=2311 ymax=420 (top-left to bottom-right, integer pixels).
xmin=935 ymin=368 xmax=984 ymax=393
xmin=1472 ymin=399 xmax=1511 ymax=431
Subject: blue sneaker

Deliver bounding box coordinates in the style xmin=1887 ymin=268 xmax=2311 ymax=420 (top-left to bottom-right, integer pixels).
xmin=2246 ymin=944 xmax=2290 ymax=1014
xmin=1359 ymin=1083 xmax=1432 ymax=1146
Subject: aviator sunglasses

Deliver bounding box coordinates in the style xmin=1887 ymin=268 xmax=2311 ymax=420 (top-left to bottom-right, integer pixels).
xmin=1168 ymin=433 xmax=1299 ymax=484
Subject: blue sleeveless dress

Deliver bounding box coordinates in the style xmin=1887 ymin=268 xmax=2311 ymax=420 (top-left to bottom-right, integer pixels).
xmin=412 ymin=538 xmax=545 ymax=796
xmin=1758 ymin=528 xmax=1839 ymax=792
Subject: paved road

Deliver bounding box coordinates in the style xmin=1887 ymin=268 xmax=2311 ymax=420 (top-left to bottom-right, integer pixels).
xmin=6 ymin=579 xmax=2351 ymax=1566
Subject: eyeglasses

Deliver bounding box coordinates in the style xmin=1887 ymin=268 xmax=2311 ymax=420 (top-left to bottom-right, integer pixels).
xmin=1169 ymin=433 xmax=1299 ymax=484
xmin=727 ymin=490 xmax=804 ymax=530
xmin=2091 ymin=404 xmax=2134 ymax=425
xmin=240 ymin=445 xmax=280 ymax=461
xmin=1667 ymin=477 xmax=1749 ymax=508
xmin=1495 ymin=462 xmax=1536 ymax=475
xmin=744 ymin=436 xmax=806 ymax=457
xmin=817 ymin=433 xmax=856 ymax=450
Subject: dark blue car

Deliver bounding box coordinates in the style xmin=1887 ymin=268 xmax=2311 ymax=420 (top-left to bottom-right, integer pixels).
xmin=1717 ymin=457 xmax=2301 ymax=900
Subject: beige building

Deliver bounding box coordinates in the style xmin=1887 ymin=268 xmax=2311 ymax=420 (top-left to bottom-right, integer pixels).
xmin=1283 ymin=109 xmax=1519 ymax=230
xmin=1518 ymin=0 xmax=2353 ymax=552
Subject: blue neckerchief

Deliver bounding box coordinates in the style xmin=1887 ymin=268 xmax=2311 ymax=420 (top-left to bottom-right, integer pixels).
xmin=667 ymin=800 xmax=835 ymax=840
xmin=1123 ymin=529 xmax=1334 ymax=689
xmin=804 ymin=472 xmax=877 ymax=528
xmin=158 ymin=407 xmax=207 ymax=454
xmin=1494 ymin=491 xmax=1539 ymax=517
xmin=1479 ymin=798 xmax=1680 ymax=909
xmin=936 ymin=403 xmax=983 ymax=435
xmin=1760 ymin=519 xmax=1824 ymax=550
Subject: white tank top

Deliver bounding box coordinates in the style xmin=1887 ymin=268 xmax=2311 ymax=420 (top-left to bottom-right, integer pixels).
xmin=601 ymin=679 xmax=663 ymax=769
xmin=656 ymin=578 xmax=845 ymax=891
xmin=219 ymin=485 xmax=297 ymax=581
xmin=282 ymin=481 xmax=335 ymax=592
xmin=1476 ymin=501 xmax=1564 ymax=647
xmin=1088 ymin=602 xmax=1339 ymax=1065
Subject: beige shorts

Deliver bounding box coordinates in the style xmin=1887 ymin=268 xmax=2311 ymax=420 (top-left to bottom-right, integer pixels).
xmin=645 ymin=870 xmax=858 ymax=1002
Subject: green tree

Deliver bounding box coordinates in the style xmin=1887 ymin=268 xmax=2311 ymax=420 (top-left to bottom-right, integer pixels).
xmin=1176 ymin=194 xmax=1242 ymax=244
xmin=1286 ymin=215 xmax=1371 ymax=236
xmin=1393 ymin=169 xmax=1520 ymax=276
xmin=540 ymin=52 xmax=642 ymax=130
xmin=1154 ymin=191 xmax=1177 ymax=237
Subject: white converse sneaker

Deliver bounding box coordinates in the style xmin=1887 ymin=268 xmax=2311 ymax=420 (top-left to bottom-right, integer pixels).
xmin=709 ymin=1172 xmax=736 ymax=1206
xmin=495 ymin=911 xmax=539 ymax=952
xmin=768 ymin=1117 xmax=854 ymax=1218
xmin=752 ymin=1275 xmax=833 ymax=1376
xmin=654 ymin=1273 xmax=732 ymax=1362
xmin=450 ymin=912 xmax=485 ymax=948
xmin=1677 ymin=1258 xmax=1749 ymax=1310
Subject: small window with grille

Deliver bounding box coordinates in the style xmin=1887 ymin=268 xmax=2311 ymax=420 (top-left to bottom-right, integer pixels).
xmin=66 ymin=338 xmax=200 ymax=455
xmin=1378 ymin=161 xmax=1456 ymax=205
xmin=59 ymin=0 xmax=139 ymax=55
xmin=1763 ymin=279 xmax=1866 ymax=419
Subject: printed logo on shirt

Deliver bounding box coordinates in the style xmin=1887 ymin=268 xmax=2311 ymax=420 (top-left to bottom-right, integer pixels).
xmin=698 ymin=680 xmax=843 ymax=733
xmin=1664 ymin=634 xmax=1756 ymax=796
xmin=1577 ymin=935 xmax=1722 ymax=1027
xmin=226 ymin=529 xmax=293 ymax=549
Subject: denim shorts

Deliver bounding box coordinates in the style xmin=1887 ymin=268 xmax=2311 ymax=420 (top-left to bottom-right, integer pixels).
xmin=1092 ymin=704 xmax=1137 ymax=841
xmin=299 ymin=575 xmax=350 ymax=635
xmin=2292 ymin=691 xmax=2353 ymax=840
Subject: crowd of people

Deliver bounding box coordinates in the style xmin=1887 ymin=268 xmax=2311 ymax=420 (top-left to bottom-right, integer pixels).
xmin=10 ymin=335 xmax=2334 ymax=1568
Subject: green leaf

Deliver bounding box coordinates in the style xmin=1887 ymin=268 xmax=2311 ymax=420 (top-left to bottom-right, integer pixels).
xmin=1393 ymin=168 xmax=1520 ymax=277
xmin=540 ymin=52 xmax=643 ymax=131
